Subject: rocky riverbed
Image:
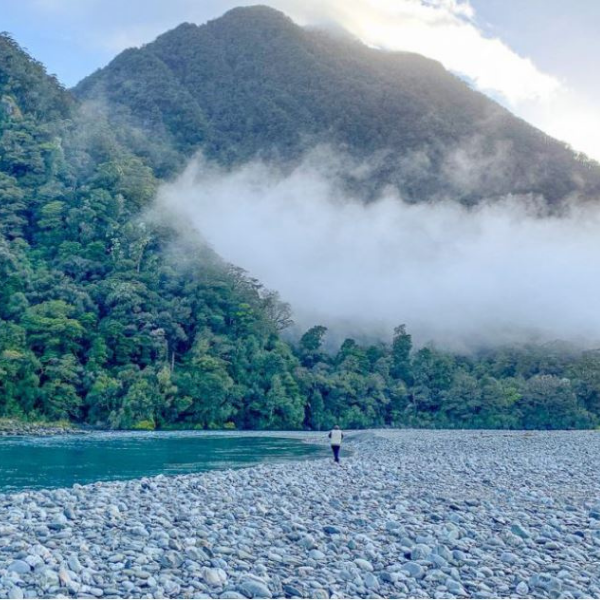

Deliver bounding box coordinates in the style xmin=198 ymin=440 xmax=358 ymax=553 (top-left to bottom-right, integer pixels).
xmin=1 ymin=429 xmax=600 ymax=599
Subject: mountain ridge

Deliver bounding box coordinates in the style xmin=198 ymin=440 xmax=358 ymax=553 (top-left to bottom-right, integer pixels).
xmin=73 ymin=5 xmax=600 ymax=204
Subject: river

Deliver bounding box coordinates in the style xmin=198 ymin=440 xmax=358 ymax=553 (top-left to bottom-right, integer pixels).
xmin=0 ymin=431 xmax=326 ymax=491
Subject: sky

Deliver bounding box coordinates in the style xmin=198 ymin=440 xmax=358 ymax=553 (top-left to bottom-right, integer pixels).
xmin=3 ymin=0 xmax=600 ymax=161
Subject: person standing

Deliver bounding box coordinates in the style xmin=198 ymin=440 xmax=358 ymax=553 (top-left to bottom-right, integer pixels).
xmin=328 ymin=425 xmax=343 ymax=463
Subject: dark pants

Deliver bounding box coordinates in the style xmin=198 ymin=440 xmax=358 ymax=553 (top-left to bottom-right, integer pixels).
xmin=331 ymin=444 xmax=341 ymax=462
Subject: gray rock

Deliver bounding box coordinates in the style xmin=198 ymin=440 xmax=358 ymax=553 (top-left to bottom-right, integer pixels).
xmin=401 ymin=562 xmax=425 ymax=579
xmin=500 ymin=551 xmax=519 ymax=565
xmin=354 ymin=558 xmax=374 ymax=571
xmin=67 ymin=554 xmax=82 ymax=573
xmin=516 ymin=581 xmax=529 ymax=595
xmin=237 ymin=580 xmax=272 ymax=599
xmin=300 ymin=535 xmax=316 ymax=549
xmin=435 ymin=545 xmax=453 ymax=562
xmin=130 ymin=525 xmax=149 ymax=537
xmin=446 ymin=578 xmax=465 ymax=595
xmin=511 ymin=524 xmax=531 ymax=539
xmin=453 ymin=549 xmax=467 ymax=562
xmin=7 ymin=587 xmax=24 ymax=600
xmin=24 ymin=554 xmax=44 ymax=569
xmin=411 ymin=543 xmax=432 ymax=560
xmin=8 ymin=560 xmax=31 ymax=574
xmin=203 ymin=567 xmax=227 ymax=587
xmin=530 ymin=573 xmax=562 ymax=593
xmin=430 ymin=553 xmax=448 ymax=568
xmin=37 ymin=567 xmax=59 ymax=587
xmin=322 ymin=525 xmax=341 ymax=535
xmin=364 ymin=573 xmax=380 ymax=590
xmin=49 ymin=512 xmax=68 ymax=527
xmin=58 ymin=567 xmax=71 ymax=586
xmin=283 ymin=584 xmax=304 ymax=597
xmin=160 ymin=551 xmax=183 ymax=568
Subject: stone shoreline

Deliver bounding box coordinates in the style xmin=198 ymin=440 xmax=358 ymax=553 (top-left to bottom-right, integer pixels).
xmin=0 ymin=420 xmax=84 ymax=438
xmin=1 ymin=430 xmax=600 ymax=599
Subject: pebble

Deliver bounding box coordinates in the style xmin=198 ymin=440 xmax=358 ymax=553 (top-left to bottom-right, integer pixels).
xmin=237 ymin=579 xmax=272 ymax=599
xmin=323 ymin=526 xmax=341 ymax=535
xmin=7 ymin=561 xmax=30 ymax=574
xmin=364 ymin=573 xmax=380 ymax=590
xmin=401 ymin=561 xmax=425 ymax=579
xmin=517 ymin=581 xmax=530 ymax=595
xmin=1 ymin=430 xmax=600 ymax=599
xmin=354 ymin=559 xmax=374 ymax=572
xmin=203 ymin=568 xmax=227 ymax=587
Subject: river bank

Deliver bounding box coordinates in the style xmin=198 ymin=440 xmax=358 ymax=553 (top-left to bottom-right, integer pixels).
xmin=1 ymin=430 xmax=600 ymax=599
xmin=0 ymin=419 xmax=85 ymax=438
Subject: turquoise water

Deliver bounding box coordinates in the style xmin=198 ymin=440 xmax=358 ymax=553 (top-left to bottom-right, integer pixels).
xmin=0 ymin=432 xmax=325 ymax=492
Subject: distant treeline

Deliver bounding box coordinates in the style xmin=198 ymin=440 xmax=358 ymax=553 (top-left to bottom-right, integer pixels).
xmin=1 ymin=33 xmax=599 ymax=431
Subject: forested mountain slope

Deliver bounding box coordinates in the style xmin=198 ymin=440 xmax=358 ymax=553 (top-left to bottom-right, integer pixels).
xmin=3 ymin=21 xmax=600 ymax=431
xmin=0 ymin=33 xmax=308 ymax=430
xmin=74 ymin=5 xmax=600 ymax=204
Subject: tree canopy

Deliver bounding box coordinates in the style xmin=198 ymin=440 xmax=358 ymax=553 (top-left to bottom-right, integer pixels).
xmin=74 ymin=7 xmax=600 ymax=204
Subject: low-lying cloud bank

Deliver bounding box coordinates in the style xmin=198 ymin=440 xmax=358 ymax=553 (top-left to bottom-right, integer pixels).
xmin=152 ymin=153 xmax=600 ymax=350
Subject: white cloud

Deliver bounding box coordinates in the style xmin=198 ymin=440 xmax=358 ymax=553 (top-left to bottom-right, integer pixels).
xmin=519 ymin=89 xmax=600 ymax=163
xmin=273 ymin=0 xmax=600 ymax=161
xmin=153 ymin=153 xmax=600 ymax=350
xmin=272 ymin=0 xmax=561 ymax=105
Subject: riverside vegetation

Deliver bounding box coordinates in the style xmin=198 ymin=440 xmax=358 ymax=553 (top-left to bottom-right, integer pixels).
xmin=3 ymin=9 xmax=600 ymax=432
xmin=1 ymin=430 xmax=600 ymax=599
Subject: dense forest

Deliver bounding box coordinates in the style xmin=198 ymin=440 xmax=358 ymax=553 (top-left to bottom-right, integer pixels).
xmin=2 ymin=14 xmax=600 ymax=432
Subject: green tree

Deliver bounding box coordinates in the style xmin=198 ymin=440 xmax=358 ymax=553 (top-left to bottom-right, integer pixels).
xmin=518 ymin=375 xmax=595 ymax=430
xmin=391 ymin=324 xmax=413 ymax=384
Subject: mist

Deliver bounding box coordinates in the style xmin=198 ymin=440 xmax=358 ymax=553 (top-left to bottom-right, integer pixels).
xmin=152 ymin=150 xmax=600 ymax=351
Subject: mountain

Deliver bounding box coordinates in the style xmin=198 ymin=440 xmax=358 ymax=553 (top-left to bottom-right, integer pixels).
xmin=3 ymin=18 xmax=600 ymax=432
xmin=74 ymin=5 xmax=600 ymax=204
xmin=0 ymin=34 xmax=73 ymax=123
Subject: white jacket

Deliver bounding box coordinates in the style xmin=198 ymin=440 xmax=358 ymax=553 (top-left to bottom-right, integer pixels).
xmin=329 ymin=429 xmax=343 ymax=446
